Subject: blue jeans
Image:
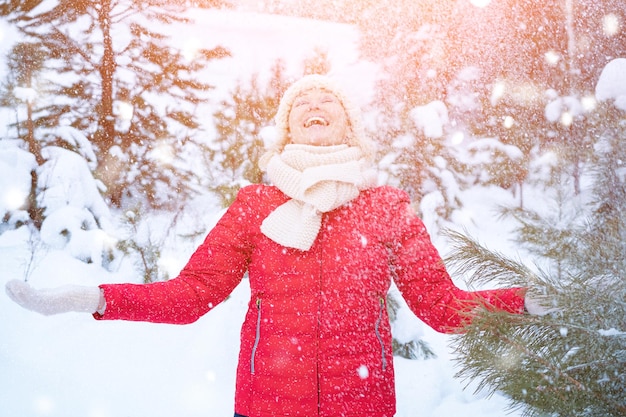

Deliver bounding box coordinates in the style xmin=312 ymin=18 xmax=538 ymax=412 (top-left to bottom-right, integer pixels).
xmin=234 ymin=414 xmax=247 ymax=417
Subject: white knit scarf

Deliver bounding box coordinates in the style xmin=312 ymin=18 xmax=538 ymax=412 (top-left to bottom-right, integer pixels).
xmin=261 ymin=144 xmax=376 ymax=250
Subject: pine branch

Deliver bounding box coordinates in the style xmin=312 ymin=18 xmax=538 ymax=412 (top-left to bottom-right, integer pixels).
xmin=443 ymin=228 xmax=543 ymax=289
xmin=454 ymin=309 xmax=626 ymax=417
xmin=444 ymin=228 xmax=625 ymax=417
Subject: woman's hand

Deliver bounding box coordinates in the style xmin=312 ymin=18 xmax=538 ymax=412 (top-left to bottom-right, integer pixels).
xmin=524 ymin=292 xmax=560 ymax=316
xmin=5 ymin=280 xmax=104 ymax=315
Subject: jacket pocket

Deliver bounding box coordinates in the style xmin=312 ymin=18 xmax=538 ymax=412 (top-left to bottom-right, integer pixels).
xmin=375 ymin=296 xmax=388 ymax=371
xmin=251 ymin=298 xmax=261 ymax=374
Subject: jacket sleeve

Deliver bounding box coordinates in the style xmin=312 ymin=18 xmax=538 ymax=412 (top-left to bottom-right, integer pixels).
xmin=94 ymin=186 xmax=258 ymax=324
xmin=383 ymin=187 xmax=526 ymax=333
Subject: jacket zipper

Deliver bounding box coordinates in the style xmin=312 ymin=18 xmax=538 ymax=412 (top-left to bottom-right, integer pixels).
xmin=375 ymin=296 xmax=388 ymax=371
xmin=317 ymin=239 xmax=323 ymax=416
xmin=251 ymin=298 xmax=261 ymax=374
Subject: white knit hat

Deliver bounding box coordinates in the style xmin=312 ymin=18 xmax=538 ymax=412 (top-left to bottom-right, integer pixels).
xmin=262 ymin=74 xmax=376 ymax=163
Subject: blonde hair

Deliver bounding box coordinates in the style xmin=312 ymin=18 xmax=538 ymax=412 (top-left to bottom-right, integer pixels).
xmin=261 ymin=74 xmax=376 ymax=166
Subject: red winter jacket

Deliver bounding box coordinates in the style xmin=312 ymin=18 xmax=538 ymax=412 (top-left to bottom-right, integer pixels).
xmin=95 ymin=184 xmax=525 ymax=417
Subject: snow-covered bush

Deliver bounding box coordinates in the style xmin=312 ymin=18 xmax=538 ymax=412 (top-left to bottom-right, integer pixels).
xmin=0 ymin=141 xmax=36 ymax=233
xmin=0 ymin=126 xmax=120 ymax=268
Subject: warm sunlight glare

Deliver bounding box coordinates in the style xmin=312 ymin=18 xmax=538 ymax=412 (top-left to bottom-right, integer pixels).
xmin=451 ymin=131 xmax=465 ymax=146
xmin=513 ymin=82 xmax=543 ymax=105
xmin=581 ymin=95 xmax=597 ymax=112
xmin=544 ymin=50 xmax=560 ymax=66
xmin=3 ymin=187 xmax=27 ymax=211
xmin=603 ymin=13 xmax=620 ymax=37
xmin=495 ymin=348 xmax=522 ymax=371
xmin=469 ymin=0 xmax=492 ymax=7
xmin=560 ymin=111 xmax=573 ymax=127
xmin=491 ymin=81 xmax=506 ymax=104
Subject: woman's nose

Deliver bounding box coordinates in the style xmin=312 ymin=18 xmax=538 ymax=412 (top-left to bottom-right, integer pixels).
xmin=307 ymin=99 xmax=322 ymax=110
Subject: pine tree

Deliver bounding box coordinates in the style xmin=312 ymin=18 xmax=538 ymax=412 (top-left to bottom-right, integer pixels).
xmin=0 ymin=42 xmax=48 ymax=228
xmin=443 ymin=100 xmax=626 ymax=416
xmin=203 ymin=60 xmax=288 ymax=207
xmin=0 ymin=0 xmax=229 ymax=211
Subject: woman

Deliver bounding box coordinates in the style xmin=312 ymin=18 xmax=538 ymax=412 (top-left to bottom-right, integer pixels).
xmin=7 ymin=74 xmax=543 ymax=417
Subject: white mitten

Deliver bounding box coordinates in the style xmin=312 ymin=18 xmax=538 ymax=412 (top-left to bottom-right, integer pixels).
xmin=5 ymin=279 xmax=103 ymax=316
xmin=524 ymin=292 xmax=560 ymax=316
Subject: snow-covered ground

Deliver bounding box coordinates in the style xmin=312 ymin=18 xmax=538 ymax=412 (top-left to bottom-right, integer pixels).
xmin=1 ymin=7 xmax=625 ymax=417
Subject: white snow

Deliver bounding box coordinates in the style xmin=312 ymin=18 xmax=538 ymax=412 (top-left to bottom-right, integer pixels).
xmin=0 ymin=143 xmax=36 ymax=215
xmin=595 ymin=58 xmax=626 ymax=111
xmin=37 ymin=146 xmax=113 ymax=232
xmin=1 ymin=7 xmax=625 ymax=417
xmin=598 ymin=328 xmax=625 ymax=337
xmin=545 ymin=95 xmax=584 ymax=124
xmin=13 ymin=86 xmax=38 ymax=104
xmin=409 ymin=100 xmax=449 ymax=139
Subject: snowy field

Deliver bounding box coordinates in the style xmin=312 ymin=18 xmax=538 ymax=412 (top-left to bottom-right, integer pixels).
xmin=1 ymin=7 xmax=625 ymax=417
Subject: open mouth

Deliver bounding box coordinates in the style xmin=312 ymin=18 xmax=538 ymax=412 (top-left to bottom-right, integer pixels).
xmin=304 ymin=116 xmax=329 ymax=128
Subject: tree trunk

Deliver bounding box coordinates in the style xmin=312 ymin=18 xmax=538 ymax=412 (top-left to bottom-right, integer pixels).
xmin=95 ymin=0 xmax=122 ymax=206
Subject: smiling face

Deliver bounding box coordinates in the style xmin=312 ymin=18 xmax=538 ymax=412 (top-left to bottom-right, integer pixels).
xmin=287 ymin=88 xmax=350 ymax=146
